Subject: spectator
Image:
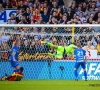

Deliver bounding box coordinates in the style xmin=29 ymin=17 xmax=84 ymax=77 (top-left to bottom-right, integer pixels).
xmin=0 ymin=3 xmax=4 ymax=12
xmin=70 ymin=1 xmax=76 ymax=14
xmin=23 ymin=7 xmax=31 ymax=23
xmin=97 ymin=40 xmax=100 ymax=54
xmin=76 ymin=6 xmax=84 ymax=16
xmin=91 ymin=36 xmax=98 ymax=49
xmin=11 ymin=0 xmax=18 ymax=8
xmin=52 ymin=0 xmax=58 ymax=8
xmin=40 ymin=27 xmax=46 ymax=33
xmin=4 ymin=0 xmax=12 ymax=8
xmin=52 ymin=27 xmax=58 ymax=33
xmin=48 ymin=16 xmax=57 ymax=24
xmin=10 ymin=14 xmax=16 ymax=24
xmin=33 ymin=27 xmax=38 ymax=33
xmin=75 ymin=36 xmax=81 ymax=44
xmin=0 ymin=33 xmax=10 ymax=43
xmin=20 ymin=39 xmax=30 ymax=54
xmin=56 ymin=7 xmax=63 ymax=20
xmin=82 ymin=2 xmax=87 ymax=12
xmin=7 ymin=19 xmax=14 ymax=30
xmin=18 ymin=15 xmax=28 ymax=24
xmin=29 ymin=16 xmax=34 ymax=24
xmin=90 ymin=13 xmax=95 ymax=20
xmin=41 ymin=7 xmax=50 ymax=23
xmin=33 ymin=8 xmax=41 ymax=21
xmin=96 ymin=0 xmax=100 ymax=7
xmin=59 ymin=15 xmax=68 ymax=24
xmin=28 ymin=0 xmax=33 ymax=7
xmin=38 ymin=16 xmax=45 ymax=24
xmin=86 ymin=7 xmax=96 ymax=17
xmin=1 ymin=42 xmax=10 ymax=60
xmin=39 ymin=2 xmax=44 ymax=14
xmin=30 ymin=39 xmax=37 ymax=54
xmin=17 ymin=0 xmax=26 ymax=10
xmin=67 ymin=7 xmax=74 ymax=21
xmin=87 ymin=17 xmax=93 ymax=24
xmin=16 ymin=8 xmax=23 ymax=23
xmin=8 ymin=34 xmax=14 ymax=48
xmin=93 ymin=7 xmax=100 ymax=21
xmin=79 ymin=12 xmax=86 ymax=23
xmin=33 ymin=3 xmax=37 ymax=11
xmin=83 ymin=41 xmax=95 ymax=51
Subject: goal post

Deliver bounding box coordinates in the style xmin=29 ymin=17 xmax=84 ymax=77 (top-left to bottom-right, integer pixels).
xmin=0 ymin=24 xmax=100 ymax=27
xmin=0 ymin=24 xmax=100 ymax=80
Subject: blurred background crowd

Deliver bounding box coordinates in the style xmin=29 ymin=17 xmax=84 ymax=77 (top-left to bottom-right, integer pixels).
xmin=0 ymin=0 xmax=100 ymax=60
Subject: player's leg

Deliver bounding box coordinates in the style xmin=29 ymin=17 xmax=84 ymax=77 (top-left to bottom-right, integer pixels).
xmin=14 ymin=65 xmax=20 ymax=72
xmin=74 ymin=62 xmax=80 ymax=81
xmin=11 ymin=61 xmax=20 ymax=72
xmin=0 ymin=73 xmax=9 ymax=81
xmin=16 ymin=65 xmax=20 ymax=71
xmin=68 ymin=51 xmax=74 ymax=59
xmin=48 ymin=53 xmax=63 ymax=59
xmin=0 ymin=76 xmax=7 ymax=81
xmin=81 ymin=62 xmax=87 ymax=81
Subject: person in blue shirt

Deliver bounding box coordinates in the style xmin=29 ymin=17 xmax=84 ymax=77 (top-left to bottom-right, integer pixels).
xmin=74 ymin=43 xmax=87 ymax=81
xmin=41 ymin=7 xmax=50 ymax=23
xmin=9 ymin=39 xmax=21 ymax=72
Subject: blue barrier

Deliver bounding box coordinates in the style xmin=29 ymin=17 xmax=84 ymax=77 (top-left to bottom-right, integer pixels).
xmin=0 ymin=60 xmax=100 ymax=80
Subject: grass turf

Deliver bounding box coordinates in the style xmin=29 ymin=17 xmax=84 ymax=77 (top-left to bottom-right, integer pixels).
xmin=0 ymin=80 xmax=100 ymax=90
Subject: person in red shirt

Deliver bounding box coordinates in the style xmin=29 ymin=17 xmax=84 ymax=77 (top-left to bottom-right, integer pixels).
xmin=1 ymin=67 xmax=24 ymax=81
xmin=33 ymin=8 xmax=41 ymax=21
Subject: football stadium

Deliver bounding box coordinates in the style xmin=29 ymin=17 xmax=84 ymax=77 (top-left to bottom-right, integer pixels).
xmin=0 ymin=0 xmax=100 ymax=90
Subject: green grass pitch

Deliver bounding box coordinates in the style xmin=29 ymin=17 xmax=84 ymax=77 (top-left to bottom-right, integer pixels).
xmin=0 ymin=80 xmax=100 ymax=90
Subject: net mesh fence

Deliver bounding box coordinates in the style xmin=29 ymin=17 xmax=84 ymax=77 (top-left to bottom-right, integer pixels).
xmin=0 ymin=26 xmax=100 ymax=80
xmin=0 ymin=26 xmax=100 ymax=61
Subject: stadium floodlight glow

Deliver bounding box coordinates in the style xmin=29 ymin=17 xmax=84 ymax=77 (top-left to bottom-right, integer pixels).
xmin=0 ymin=24 xmax=100 ymax=27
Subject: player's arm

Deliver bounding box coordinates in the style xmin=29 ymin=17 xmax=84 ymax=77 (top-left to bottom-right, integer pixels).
xmin=72 ymin=42 xmax=79 ymax=48
xmin=12 ymin=49 xmax=17 ymax=61
xmin=1 ymin=74 xmax=13 ymax=81
xmin=73 ymin=49 xmax=76 ymax=59
xmin=41 ymin=41 xmax=57 ymax=49
xmin=84 ymin=50 xmax=87 ymax=64
xmin=84 ymin=55 xmax=88 ymax=64
xmin=70 ymin=44 xmax=77 ymax=49
xmin=73 ymin=45 xmax=77 ymax=49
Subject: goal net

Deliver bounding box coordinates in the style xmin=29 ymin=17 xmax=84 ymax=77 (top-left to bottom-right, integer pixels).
xmin=0 ymin=24 xmax=100 ymax=80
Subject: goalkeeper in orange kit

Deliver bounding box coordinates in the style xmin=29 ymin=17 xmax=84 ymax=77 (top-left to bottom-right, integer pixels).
xmin=0 ymin=67 xmax=24 ymax=81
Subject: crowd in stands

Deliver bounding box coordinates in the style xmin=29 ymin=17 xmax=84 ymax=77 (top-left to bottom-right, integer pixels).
xmin=0 ymin=0 xmax=99 ymax=25
xmin=0 ymin=0 xmax=100 ymax=60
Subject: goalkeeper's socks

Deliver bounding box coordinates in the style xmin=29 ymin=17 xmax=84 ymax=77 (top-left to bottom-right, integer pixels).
xmin=74 ymin=70 xmax=78 ymax=80
xmin=84 ymin=71 xmax=87 ymax=80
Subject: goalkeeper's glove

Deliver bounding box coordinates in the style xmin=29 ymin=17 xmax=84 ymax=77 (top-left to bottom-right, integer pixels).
xmin=48 ymin=53 xmax=53 ymax=56
xmin=41 ymin=41 xmax=53 ymax=47
xmin=48 ymin=53 xmax=56 ymax=58
xmin=41 ymin=41 xmax=45 ymax=44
